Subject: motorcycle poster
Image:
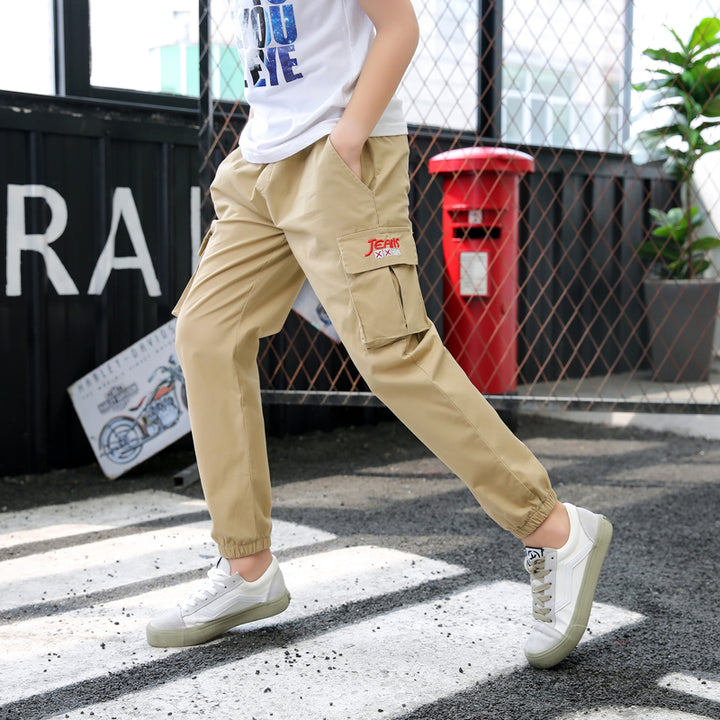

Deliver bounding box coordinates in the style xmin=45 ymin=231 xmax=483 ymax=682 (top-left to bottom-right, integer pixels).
xmin=291 ymin=280 xmax=340 ymax=342
xmin=68 ymin=319 xmax=190 ymax=478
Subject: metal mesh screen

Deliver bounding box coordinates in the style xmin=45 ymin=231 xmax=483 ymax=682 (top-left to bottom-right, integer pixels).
xmin=199 ymin=0 xmax=720 ymax=414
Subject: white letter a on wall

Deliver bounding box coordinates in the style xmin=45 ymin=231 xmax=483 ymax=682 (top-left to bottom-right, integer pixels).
xmin=88 ymin=187 xmax=161 ymax=297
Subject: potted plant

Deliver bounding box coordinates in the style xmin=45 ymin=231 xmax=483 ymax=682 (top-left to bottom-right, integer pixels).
xmin=633 ymin=17 xmax=720 ymax=381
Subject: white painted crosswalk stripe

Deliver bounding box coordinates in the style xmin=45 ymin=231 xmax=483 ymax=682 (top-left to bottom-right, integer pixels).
xmin=0 ymin=518 xmax=335 ymax=613
xmin=4 ymin=492 xmax=684 ymax=720
xmin=0 ymin=490 xmax=206 ymax=550
xmin=43 ymin=581 xmax=644 ymax=720
xmin=658 ymin=674 xmax=720 ymax=704
xmin=561 ymin=710 xmax=713 ymax=720
xmin=557 ymin=674 xmax=720 ymax=720
xmin=0 ymin=545 xmax=467 ymax=704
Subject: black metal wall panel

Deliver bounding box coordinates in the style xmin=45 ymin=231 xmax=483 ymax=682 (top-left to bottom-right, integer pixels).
xmin=0 ymin=96 xmax=198 ymax=475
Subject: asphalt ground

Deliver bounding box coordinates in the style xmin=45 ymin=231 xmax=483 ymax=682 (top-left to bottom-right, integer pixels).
xmin=1 ymin=413 xmax=719 ymax=720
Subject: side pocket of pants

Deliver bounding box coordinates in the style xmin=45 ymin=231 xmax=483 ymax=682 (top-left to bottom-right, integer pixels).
xmin=172 ymin=221 xmax=215 ymax=317
xmin=337 ymin=225 xmax=431 ymax=349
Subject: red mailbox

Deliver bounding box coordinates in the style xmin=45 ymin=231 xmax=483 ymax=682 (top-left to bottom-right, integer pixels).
xmin=428 ymin=147 xmax=535 ymax=394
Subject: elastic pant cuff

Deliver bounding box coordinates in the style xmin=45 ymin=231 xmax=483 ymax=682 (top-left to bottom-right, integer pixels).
xmin=509 ymin=490 xmax=559 ymax=539
xmin=216 ymin=536 xmax=272 ymax=559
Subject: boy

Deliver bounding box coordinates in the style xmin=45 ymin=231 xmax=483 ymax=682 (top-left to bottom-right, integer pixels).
xmin=146 ymin=0 xmax=613 ymax=670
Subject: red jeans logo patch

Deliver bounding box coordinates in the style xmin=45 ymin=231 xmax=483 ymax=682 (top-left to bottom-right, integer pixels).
xmin=365 ymin=237 xmax=401 ymax=258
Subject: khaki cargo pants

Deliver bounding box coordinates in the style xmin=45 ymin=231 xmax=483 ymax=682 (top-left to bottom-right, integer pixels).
xmin=174 ymin=134 xmax=556 ymax=558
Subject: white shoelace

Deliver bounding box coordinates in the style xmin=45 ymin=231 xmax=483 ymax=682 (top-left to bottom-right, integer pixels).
xmin=179 ymin=565 xmax=230 ymax=613
xmin=525 ymin=556 xmax=553 ymax=623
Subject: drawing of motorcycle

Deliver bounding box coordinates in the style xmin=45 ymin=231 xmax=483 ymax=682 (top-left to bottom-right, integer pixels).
xmin=98 ymin=356 xmax=187 ymax=465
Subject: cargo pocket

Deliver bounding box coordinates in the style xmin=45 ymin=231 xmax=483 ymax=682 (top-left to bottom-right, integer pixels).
xmin=338 ymin=226 xmax=431 ymax=349
xmin=172 ymin=221 xmax=215 ymax=316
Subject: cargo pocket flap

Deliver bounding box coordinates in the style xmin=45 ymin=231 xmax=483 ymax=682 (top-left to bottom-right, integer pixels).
xmin=337 ymin=226 xmax=430 ymax=349
xmin=338 ymin=226 xmax=418 ymax=275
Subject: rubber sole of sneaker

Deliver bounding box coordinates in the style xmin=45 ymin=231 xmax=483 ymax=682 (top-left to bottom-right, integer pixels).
xmin=146 ymin=590 xmax=291 ymax=648
xmin=525 ymin=516 xmax=613 ymax=669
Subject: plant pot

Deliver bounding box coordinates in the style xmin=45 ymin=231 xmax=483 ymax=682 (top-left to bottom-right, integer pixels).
xmin=643 ymin=278 xmax=720 ymax=382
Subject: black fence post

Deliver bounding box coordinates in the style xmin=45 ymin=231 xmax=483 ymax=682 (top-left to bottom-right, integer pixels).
xmin=198 ymin=0 xmax=215 ymax=236
xmin=478 ymin=0 xmax=503 ymax=141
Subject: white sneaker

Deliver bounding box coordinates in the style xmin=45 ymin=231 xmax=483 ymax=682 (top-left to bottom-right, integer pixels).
xmin=146 ymin=555 xmax=290 ymax=647
xmin=524 ymin=503 xmax=613 ymax=668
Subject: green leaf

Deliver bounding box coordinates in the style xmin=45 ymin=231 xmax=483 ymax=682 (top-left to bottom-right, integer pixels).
xmin=694 ymin=50 xmax=720 ymax=67
xmin=701 ymin=96 xmax=720 ymax=117
xmin=667 ymin=260 xmax=691 ymax=278
xmin=690 ymin=214 xmax=706 ymax=229
xmin=700 ymin=66 xmax=720 ymax=84
xmin=650 ymin=206 xmax=698 ymax=225
xmin=668 ymin=206 xmax=690 ymax=224
xmin=652 ymin=232 xmax=685 ymax=246
xmin=681 ymin=68 xmax=698 ymax=86
xmin=637 ymin=241 xmax=682 ymax=262
xmin=692 ymin=235 xmax=720 ymax=250
xmin=695 ymin=70 xmax=720 ymax=113
xmin=667 ymin=258 xmax=693 ymax=278
xmin=697 ymin=119 xmax=720 ymax=133
xmin=634 ymin=77 xmax=679 ymax=93
xmin=639 ymin=123 xmax=687 ymax=142
xmin=650 ymin=223 xmax=673 ymax=238
xmin=643 ymin=47 xmax=688 ymax=67
xmin=688 ymin=128 xmax=703 ymax=149
xmin=649 ymin=207 xmax=705 ymax=245
xmin=669 ymin=26 xmax=690 ymax=55
xmin=652 ymin=225 xmax=687 ymax=245
xmin=686 ymin=95 xmax=706 ymax=119
xmin=693 ymin=260 xmax=712 ymax=277
xmin=689 ymin=17 xmax=720 ymax=54
xmin=675 ymin=206 xmax=704 ymax=224
xmin=648 ymin=208 xmax=669 ymax=224
xmin=636 ymin=242 xmax=664 ymax=258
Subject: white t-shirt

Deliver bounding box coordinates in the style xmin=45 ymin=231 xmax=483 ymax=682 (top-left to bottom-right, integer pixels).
xmin=229 ymin=0 xmax=408 ymax=163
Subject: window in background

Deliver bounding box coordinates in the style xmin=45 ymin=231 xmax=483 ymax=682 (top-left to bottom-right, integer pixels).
xmin=399 ymin=0 xmax=627 ymax=149
xmin=399 ymin=0 xmax=479 ymax=131
xmin=503 ymin=62 xmax=576 ymax=149
xmin=0 ymin=0 xmax=54 ymax=94
xmin=502 ymin=0 xmax=627 ymax=153
xmin=90 ymin=0 xmax=198 ymax=95
xmin=89 ymin=0 xmax=243 ymax=101
xmin=209 ymin=0 xmax=246 ymax=101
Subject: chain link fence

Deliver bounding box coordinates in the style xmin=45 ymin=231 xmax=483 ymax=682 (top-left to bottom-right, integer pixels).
xmin=198 ymin=0 xmax=720 ymax=415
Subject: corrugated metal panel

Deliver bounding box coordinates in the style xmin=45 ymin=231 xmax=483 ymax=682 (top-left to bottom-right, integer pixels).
xmin=0 ymin=97 xmax=199 ymax=474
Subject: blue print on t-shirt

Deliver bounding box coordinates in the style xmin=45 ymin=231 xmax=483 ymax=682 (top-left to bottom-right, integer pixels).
xmin=240 ymin=0 xmax=303 ymax=88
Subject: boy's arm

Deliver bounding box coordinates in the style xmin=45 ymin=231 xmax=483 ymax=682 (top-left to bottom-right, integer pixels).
xmin=329 ymin=0 xmax=419 ymax=179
